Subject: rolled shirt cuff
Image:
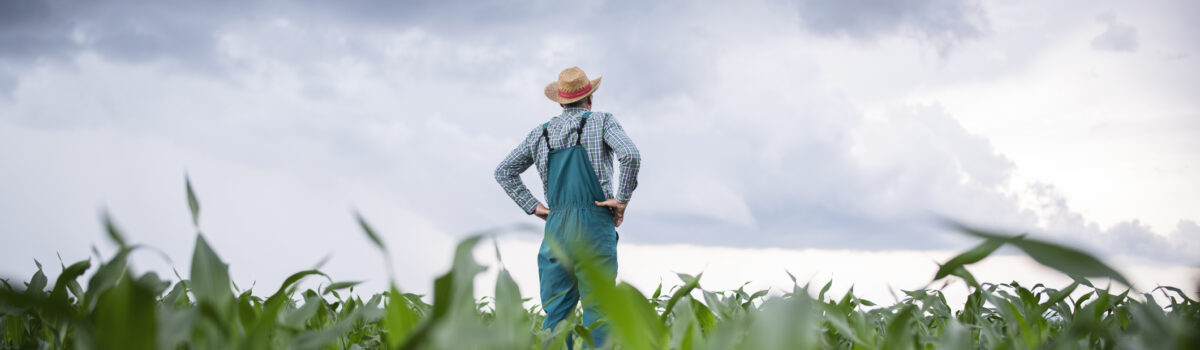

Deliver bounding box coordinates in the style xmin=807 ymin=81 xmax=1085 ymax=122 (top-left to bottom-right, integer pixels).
xmin=521 ymin=199 xmax=540 ymax=215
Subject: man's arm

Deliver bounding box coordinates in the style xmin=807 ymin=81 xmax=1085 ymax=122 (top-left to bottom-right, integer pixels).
xmin=594 ymin=113 xmax=640 ymax=228
xmin=602 ymin=113 xmax=641 ymax=203
xmin=494 ymin=128 xmax=543 ymax=215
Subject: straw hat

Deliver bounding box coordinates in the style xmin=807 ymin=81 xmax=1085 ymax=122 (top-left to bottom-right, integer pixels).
xmin=544 ymin=66 xmax=602 ymax=104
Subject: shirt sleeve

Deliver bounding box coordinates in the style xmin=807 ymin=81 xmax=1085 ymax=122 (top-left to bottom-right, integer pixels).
xmin=494 ymin=127 xmax=543 ymax=214
xmin=602 ymin=113 xmax=641 ymax=203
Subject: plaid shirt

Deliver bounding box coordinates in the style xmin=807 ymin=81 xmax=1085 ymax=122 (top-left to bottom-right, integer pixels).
xmin=495 ymin=108 xmax=641 ymax=214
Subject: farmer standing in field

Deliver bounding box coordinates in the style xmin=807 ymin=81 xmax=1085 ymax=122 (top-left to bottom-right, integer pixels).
xmin=494 ymin=66 xmax=641 ymax=348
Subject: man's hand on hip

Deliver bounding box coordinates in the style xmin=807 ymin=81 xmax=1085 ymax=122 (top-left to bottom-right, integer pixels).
xmin=594 ymin=199 xmax=628 ymax=227
xmin=534 ymin=204 xmax=550 ymax=221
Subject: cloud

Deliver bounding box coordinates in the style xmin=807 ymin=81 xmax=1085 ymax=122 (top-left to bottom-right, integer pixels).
xmin=0 ymin=0 xmax=252 ymax=97
xmin=630 ymin=102 xmax=1029 ymax=251
xmin=0 ymin=0 xmax=75 ymax=61
xmin=1071 ymin=219 xmax=1199 ymax=266
xmin=0 ymin=1 xmax=247 ymax=65
xmin=1014 ymin=182 xmax=1199 ymax=266
xmin=0 ymin=0 xmax=1196 ymax=290
xmin=1091 ymin=12 xmax=1138 ymax=52
xmin=795 ymin=0 xmax=989 ymax=57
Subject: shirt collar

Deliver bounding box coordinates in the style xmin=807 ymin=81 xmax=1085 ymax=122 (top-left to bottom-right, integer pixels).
xmin=562 ymin=107 xmax=590 ymax=118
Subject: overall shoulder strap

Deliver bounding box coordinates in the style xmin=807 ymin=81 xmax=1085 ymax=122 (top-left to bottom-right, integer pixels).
xmin=576 ymin=112 xmax=591 ymax=146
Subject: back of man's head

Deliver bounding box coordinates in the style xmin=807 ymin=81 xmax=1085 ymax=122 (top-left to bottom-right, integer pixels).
xmin=561 ymin=95 xmax=591 ymax=109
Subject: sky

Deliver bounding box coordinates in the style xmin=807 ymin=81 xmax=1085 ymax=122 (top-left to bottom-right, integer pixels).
xmin=1 ymin=0 xmax=1198 ymax=303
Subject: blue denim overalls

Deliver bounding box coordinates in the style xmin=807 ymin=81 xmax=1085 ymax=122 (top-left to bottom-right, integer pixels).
xmin=538 ymin=112 xmax=619 ymax=348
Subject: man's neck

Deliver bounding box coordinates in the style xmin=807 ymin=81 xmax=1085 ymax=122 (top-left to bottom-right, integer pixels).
xmin=563 ymin=107 xmax=590 ymax=114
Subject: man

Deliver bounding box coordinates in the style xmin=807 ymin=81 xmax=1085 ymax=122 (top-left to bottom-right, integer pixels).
xmin=494 ymin=66 xmax=641 ymax=347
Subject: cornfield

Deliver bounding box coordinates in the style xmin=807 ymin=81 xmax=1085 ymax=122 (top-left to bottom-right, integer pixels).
xmin=1 ymin=178 xmax=1196 ymax=349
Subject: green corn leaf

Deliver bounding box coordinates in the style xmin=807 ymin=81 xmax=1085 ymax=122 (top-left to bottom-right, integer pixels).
xmin=571 ymin=240 xmax=666 ymax=350
xmin=837 ymin=286 xmax=857 ymax=314
xmin=355 ymin=211 xmax=386 ymax=251
xmin=323 ymin=281 xmax=363 ymax=295
xmin=237 ymin=291 xmax=259 ymax=333
xmin=102 ymin=212 xmax=128 ymax=248
xmin=385 ymin=286 xmax=420 ymax=348
xmin=821 ymin=302 xmax=866 ymax=347
xmin=950 ymin=222 xmax=1132 ymax=287
xmin=494 ymin=270 xmax=522 ymax=319
xmin=593 ymin=282 xmax=665 ymax=350
xmin=1037 ymin=282 xmax=1079 ymax=315
xmin=85 ymin=247 xmax=131 ymax=311
xmin=882 ymin=305 xmax=917 ymax=350
xmin=49 ymin=259 xmax=90 ymax=306
xmin=91 ymin=271 xmax=157 ymax=350
xmin=689 ymin=297 xmax=716 ymax=334
xmin=185 ymin=174 xmax=201 ymax=228
xmin=573 ymin=324 xmax=596 ymax=349
xmin=743 ymin=289 xmax=769 ymax=309
xmin=1073 ymin=291 xmax=1094 ymax=312
xmin=275 ymin=270 xmax=328 ymax=299
xmin=745 ymin=295 xmax=820 ymax=350
xmin=818 ymin=280 xmax=833 ymax=302
xmin=935 ymin=237 xmax=1007 ymax=281
xmin=660 ymin=272 xmax=703 ymax=324
xmin=493 ymin=267 xmax=529 ymax=348
xmin=190 ymin=234 xmax=233 ymax=322
xmin=1153 ymin=285 xmax=1196 ymax=304
xmin=25 ymin=260 xmax=47 ymax=298
xmin=290 ymin=303 xmax=378 ymax=350
xmin=397 ymin=235 xmax=485 ymax=350
xmin=135 ymin=272 xmax=170 ymax=297
xmin=282 ymin=295 xmax=323 ymax=329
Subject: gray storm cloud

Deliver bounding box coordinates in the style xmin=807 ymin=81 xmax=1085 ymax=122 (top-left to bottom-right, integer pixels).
xmin=795 ymin=0 xmax=989 ymax=57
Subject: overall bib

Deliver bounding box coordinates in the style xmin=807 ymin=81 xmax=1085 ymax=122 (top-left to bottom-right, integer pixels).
xmin=537 ymin=112 xmax=619 ymax=348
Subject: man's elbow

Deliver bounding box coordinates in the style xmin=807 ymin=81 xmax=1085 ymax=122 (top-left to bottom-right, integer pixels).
xmin=623 ymin=150 xmax=642 ymax=168
xmin=493 ymin=164 xmax=509 ymax=184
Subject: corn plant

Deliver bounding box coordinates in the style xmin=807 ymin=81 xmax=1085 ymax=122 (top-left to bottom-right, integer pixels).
xmin=1 ymin=177 xmax=1196 ymax=349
